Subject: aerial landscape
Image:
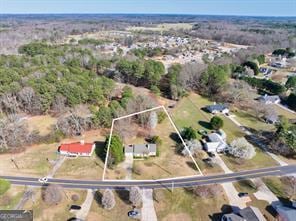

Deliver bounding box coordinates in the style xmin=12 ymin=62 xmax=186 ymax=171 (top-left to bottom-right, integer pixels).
xmin=0 ymin=0 xmax=296 ymax=220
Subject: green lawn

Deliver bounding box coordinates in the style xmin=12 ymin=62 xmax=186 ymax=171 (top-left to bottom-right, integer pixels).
xmin=272 ymin=104 xmax=296 ymax=120
xmin=154 ymin=187 xmax=231 ymax=221
xmin=233 ymin=180 xmax=258 ymax=194
xmin=0 ymin=185 xmax=25 ymax=210
xmin=172 ymin=93 xmax=245 ymax=142
xmin=262 ymin=177 xmax=285 ymax=199
xmin=234 ymin=110 xmax=275 ymax=132
xmin=221 ymin=148 xmax=278 ymax=172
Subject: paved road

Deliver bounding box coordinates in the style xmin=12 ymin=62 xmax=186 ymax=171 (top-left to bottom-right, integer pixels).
xmin=1 ymin=165 xmax=295 ymax=190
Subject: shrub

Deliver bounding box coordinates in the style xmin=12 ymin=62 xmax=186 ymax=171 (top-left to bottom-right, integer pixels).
xmin=182 ymin=127 xmax=197 ymax=140
xmin=157 ymin=112 xmax=166 ymax=123
xmin=210 ymin=116 xmax=224 ymax=130
xmin=150 ymin=136 xmax=162 ymax=146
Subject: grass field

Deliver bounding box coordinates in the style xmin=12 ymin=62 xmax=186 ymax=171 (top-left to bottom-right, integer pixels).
xmin=0 ymin=144 xmax=59 ymax=177
xmin=221 ymin=148 xmax=277 ymax=172
xmin=23 ymin=189 xmax=87 ymax=221
xmin=262 ymin=177 xmax=285 ymax=199
xmin=127 ymin=23 xmax=193 ymax=32
xmin=0 ymin=185 xmax=25 ymax=210
xmin=272 ymin=104 xmax=296 ymax=119
xmin=27 ymin=115 xmax=57 ymax=136
xmin=87 ymin=190 xmax=134 ymax=221
xmin=233 ymin=110 xmax=275 ymax=132
xmin=154 ymin=187 xmax=231 ymax=221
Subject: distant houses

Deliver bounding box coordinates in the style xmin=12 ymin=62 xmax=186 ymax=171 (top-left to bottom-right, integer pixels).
xmin=222 ymin=206 xmax=266 ymax=221
xmin=258 ymin=94 xmax=281 ymax=104
xmin=205 ymin=104 xmax=229 ymax=114
xmin=204 ymin=129 xmax=227 ymax=153
xmin=124 ymin=143 xmax=157 ymax=157
xmin=58 ymin=141 xmax=95 ymax=157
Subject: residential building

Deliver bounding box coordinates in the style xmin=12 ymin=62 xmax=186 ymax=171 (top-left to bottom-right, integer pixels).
xmin=125 ymin=143 xmax=157 ymax=157
xmin=58 ymin=141 xmax=95 ymax=157
xmin=222 ymin=206 xmax=266 ymax=221
xmin=205 ymin=104 xmax=229 ymax=114
xmin=204 ymin=129 xmax=227 ymax=153
xmin=258 ymin=94 xmax=281 ymax=104
xmin=273 ymin=202 xmax=296 ymax=221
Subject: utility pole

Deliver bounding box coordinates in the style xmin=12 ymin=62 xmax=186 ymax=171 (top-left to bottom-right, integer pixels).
xmin=171 ymin=181 xmax=174 ymax=193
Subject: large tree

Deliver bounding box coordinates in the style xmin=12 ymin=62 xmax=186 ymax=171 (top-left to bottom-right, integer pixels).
xmin=102 ymin=189 xmax=115 ymax=210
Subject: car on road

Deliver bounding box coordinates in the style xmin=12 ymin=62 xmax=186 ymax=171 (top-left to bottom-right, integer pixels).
xmin=238 ymin=192 xmax=249 ymax=197
xmin=38 ymin=177 xmax=48 ymax=183
xmin=128 ymin=210 xmax=141 ymax=219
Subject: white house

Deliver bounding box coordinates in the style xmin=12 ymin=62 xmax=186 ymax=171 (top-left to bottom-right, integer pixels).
xmin=258 ymin=94 xmax=281 ymax=104
xmin=204 ymin=130 xmax=227 ymax=153
xmin=125 ymin=144 xmax=157 ymax=157
xmin=205 ymin=104 xmax=229 ymax=114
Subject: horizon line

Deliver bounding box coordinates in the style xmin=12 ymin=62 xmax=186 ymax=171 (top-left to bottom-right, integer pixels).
xmin=0 ymin=12 xmax=296 ymax=18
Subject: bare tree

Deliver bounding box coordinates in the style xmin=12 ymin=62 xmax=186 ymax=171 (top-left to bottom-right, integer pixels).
xmin=190 ymin=184 xmax=224 ymax=198
xmin=18 ymin=87 xmax=42 ymax=114
xmin=281 ymin=176 xmax=296 ymax=200
xmin=41 ymin=184 xmax=63 ymax=205
xmin=0 ymin=93 xmax=19 ymax=114
xmin=129 ymin=186 xmax=142 ymax=207
xmin=0 ymin=115 xmax=30 ymax=152
xmin=229 ymin=137 xmax=256 ymax=160
xmin=182 ymin=139 xmax=202 ymax=156
xmin=148 ymin=111 xmax=158 ymax=129
xmin=102 ymin=189 xmax=115 ymax=210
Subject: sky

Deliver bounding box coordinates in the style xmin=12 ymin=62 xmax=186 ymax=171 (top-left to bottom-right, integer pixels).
xmin=0 ymin=0 xmax=295 ymax=16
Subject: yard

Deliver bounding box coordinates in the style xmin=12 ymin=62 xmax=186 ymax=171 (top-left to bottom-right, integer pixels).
xmin=0 ymin=143 xmax=59 ymax=177
xmin=154 ymin=187 xmax=231 ymax=221
xmin=105 ymin=108 xmax=199 ymax=180
xmin=233 ymin=110 xmax=275 ymax=132
xmin=23 ymin=188 xmax=87 ymax=221
xmin=171 ymin=93 xmax=245 ymax=142
xmin=87 ymin=189 xmax=134 ymax=221
xmin=221 ymin=148 xmax=278 ymax=172
xmin=233 ymin=180 xmax=277 ymax=221
xmin=0 ymin=185 xmax=25 ymax=210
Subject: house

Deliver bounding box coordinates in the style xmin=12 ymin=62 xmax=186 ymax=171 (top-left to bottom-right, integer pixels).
xmin=222 ymin=206 xmax=266 ymax=221
xmin=264 ymin=113 xmax=279 ymax=124
xmin=258 ymin=94 xmax=281 ymax=104
xmin=205 ymin=104 xmax=229 ymax=114
xmin=125 ymin=143 xmax=157 ymax=157
xmin=273 ymin=202 xmax=296 ymax=221
xmin=204 ymin=130 xmax=227 ymax=153
xmin=58 ymin=141 xmax=95 ymax=157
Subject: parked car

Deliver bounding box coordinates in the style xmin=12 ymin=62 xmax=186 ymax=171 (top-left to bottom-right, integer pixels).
xmin=128 ymin=210 xmax=140 ymax=219
xmin=238 ymin=192 xmax=249 ymax=197
xmin=208 ymin=152 xmax=216 ymax=158
xmin=70 ymin=205 xmax=81 ymax=210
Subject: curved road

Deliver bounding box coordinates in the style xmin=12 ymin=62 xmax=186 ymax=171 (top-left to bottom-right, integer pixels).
xmin=1 ymin=165 xmax=295 ymax=189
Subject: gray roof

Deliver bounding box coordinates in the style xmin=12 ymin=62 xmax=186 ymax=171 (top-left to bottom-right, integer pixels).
xmin=239 ymin=206 xmax=266 ymax=221
xmin=222 ymin=213 xmax=245 ymax=221
xmin=258 ymin=94 xmax=280 ymax=103
xmin=206 ymin=104 xmax=228 ymax=112
xmin=276 ymin=205 xmax=296 ymax=221
xmin=125 ymin=144 xmax=157 ymax=154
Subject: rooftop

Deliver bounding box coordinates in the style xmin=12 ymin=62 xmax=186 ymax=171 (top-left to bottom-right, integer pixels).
xmin=59 ymin=142 xmax=94 ymax=154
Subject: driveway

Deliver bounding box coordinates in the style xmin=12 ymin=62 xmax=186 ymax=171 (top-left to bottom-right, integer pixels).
xmin=141 ymin=189 xmax=157 ymax=221
xmin=252 ymin=178 xmax=278 ymax=204
xmin=214 ymin=154 xmax=249 ymax=210
xmin=73 ymin=189 xmax=95 ymax=220
xmin=121 ymin=153 xmax=134 ymax=180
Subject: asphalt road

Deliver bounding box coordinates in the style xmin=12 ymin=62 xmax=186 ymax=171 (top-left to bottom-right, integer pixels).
xmin=1 ymin=165 xmax=295 ymax=190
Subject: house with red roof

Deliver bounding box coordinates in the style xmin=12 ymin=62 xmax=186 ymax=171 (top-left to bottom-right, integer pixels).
xmin=58 ymin=141 xmax=95 ymax=157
